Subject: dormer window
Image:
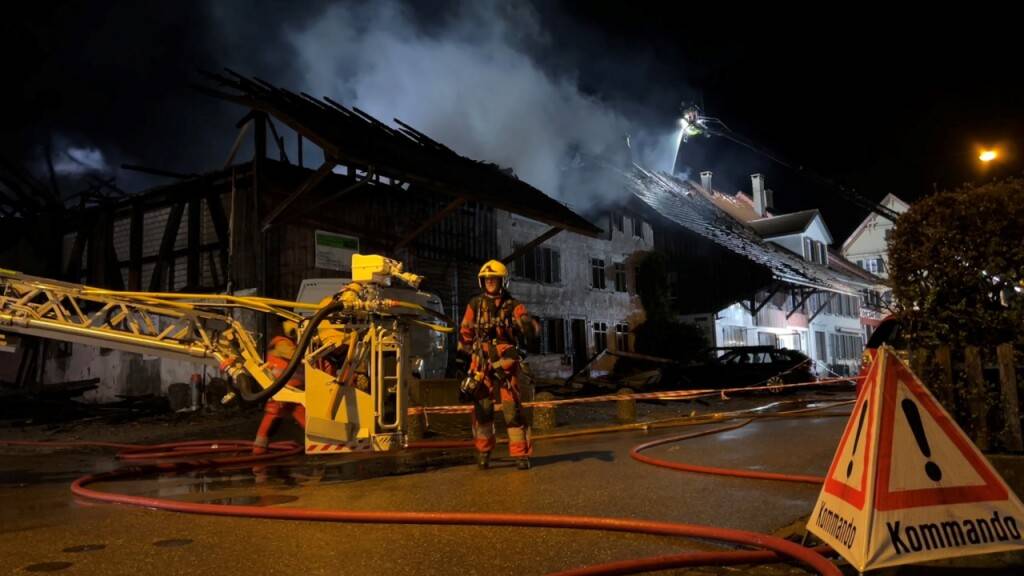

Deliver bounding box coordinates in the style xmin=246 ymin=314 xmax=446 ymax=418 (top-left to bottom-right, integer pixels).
xmin=803 ymin=238 xmax=828 ymax=265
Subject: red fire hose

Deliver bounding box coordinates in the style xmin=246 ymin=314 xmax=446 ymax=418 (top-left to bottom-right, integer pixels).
xmin=3 ymin=405 xmax=843 ymax=576
xmin=630 ymin=419 xmax=826 ymax=484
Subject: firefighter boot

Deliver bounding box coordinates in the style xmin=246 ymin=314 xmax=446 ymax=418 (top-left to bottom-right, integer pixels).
xmin=476 ymin=450 xmax=491 ymax=470
xmin=516 ymin=457 xmax=531 ymax=470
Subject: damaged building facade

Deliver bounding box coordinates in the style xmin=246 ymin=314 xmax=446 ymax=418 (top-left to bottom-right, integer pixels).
xmin=497 ymin=207 xmax=651 ymax=378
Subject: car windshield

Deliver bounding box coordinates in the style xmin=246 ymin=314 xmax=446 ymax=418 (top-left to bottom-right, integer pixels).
xmin=719 ymin=350 xmax=773 ymax=364
xmin=866 ymin=318 xmax=906 ymax=349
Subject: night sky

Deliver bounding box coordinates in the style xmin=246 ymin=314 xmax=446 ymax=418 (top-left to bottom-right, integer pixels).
xmin=4 ymin=2 xmax=1022 ymax=240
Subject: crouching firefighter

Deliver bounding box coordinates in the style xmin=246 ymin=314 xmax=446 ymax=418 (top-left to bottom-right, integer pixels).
xmin=252 ymin=321 xmax=306 ymax=455
xmin=459 ymin=260 xmax=540 ymax=470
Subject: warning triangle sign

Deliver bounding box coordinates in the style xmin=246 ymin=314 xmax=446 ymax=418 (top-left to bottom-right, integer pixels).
xmin=808 ymin=346 xmax=1024 ymax=571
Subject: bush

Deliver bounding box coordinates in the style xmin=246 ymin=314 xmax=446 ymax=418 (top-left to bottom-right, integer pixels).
xmin=889 ymin=178 xmax=1024 ymax=349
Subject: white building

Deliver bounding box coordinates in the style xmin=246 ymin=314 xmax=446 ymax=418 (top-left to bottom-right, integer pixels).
xmin=651 ymin=171 xmax=876 ymax=376
xmin=841 ymin=193 xmax=909 ymax=340
xmin=841 ymin=193 xmax=910 ymax=279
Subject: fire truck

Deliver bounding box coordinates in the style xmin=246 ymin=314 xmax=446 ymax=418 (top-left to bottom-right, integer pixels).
xmin=0 ymin=255 xmax=452 ymax=454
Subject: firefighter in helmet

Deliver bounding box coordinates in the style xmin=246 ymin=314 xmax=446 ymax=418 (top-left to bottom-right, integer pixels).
xmin=252 ymin=287 xmax=364 ymax=455
xmin=252 ymin=320 xmax=306 ymax=455
xmin=459 ymin=259 xmax=539 ymax=470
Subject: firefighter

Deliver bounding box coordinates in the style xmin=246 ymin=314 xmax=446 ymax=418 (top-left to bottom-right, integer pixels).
xmin=459 ymin=259 xmax=539 ymax=470
xmin=252 ymin=286 xmax=367 ymax=455
xmin=252 ymin=320 xmax=306 ymax=455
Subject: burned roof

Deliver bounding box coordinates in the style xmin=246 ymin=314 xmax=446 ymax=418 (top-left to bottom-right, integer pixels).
xmin=747 ymin=209 xmax=825 ymax=239
xmin=196 ymin=70 xmax=601 ymax=237
xmin=621 ymin=164 xmax=868 ymax=295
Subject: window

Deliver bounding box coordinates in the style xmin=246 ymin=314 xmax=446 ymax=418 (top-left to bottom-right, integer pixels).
xmin=811 ymin=241 xmax=828 ymax=265
xmin=884 ymin=228 xmax=892 ymax=241
xmin=722 ymin=326 xmax=745 ymax=346
xmin=591 ymin=258 xmax=606 ymax=289
xmin=525 ymin=320 xmax=542 ymax=354
xmin=631 ymin=214 xmax=644 ymax=239
xmin=592 ymin=321 xmax=608 ymax=352
xmin=757 ymin=332 xmax=779 ymax=348
xmin=803 ymin=238 xmax=814 ymax=261
xmin=544 ymin=318 xmax=566 ymax=354
xmin=875 ymin=257 xmax=886 ymax=275
xmin=614 ymin=262 xmax=627 ymax=292
xmin=615 ymin=323 xmax=630 ymax=352
xmin=829 ymin=334 xmax=863 ymax=361
xmin=612 ymin=211 xmax=624 ymax=233
xmin=512 ymin=244 xmax=561 ymax=284
xmin=856 ymin=259 xmax=864 ymax=269
xmin=809 ymin=292 xmax=832 ymax=316
xmin=815 ymin=330 xmax=827 ymax=361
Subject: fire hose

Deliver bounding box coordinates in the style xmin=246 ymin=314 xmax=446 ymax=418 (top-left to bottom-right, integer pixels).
xmin=2 ymin=400 xmax=850 ymax=575
xmin=228 ymin=298 xmax=452 ymax=403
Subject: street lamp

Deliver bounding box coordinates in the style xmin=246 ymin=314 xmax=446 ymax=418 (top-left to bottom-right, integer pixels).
xmin=979 ymin=149 xmax=998 ymax=163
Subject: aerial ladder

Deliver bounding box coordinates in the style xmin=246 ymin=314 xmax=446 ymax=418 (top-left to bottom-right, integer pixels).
xmin=0 ymin=255 xmax=452 ymax=454
xmin=677 ymin=104 xmax=903 ymax=223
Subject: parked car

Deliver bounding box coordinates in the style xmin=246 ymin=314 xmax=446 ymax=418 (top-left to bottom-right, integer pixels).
xmin=677 ymin=346 xmax=816 ymax=390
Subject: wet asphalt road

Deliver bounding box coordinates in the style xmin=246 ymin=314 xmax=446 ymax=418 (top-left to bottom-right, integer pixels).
xmin=0 ymin=397 xmax=856 ymax=576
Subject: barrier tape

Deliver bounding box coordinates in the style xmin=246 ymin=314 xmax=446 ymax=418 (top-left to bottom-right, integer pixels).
xmin=407 ymin=375 xmax=861 ymax=415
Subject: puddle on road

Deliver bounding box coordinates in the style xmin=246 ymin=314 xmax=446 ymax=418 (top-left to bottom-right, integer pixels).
xmin=23 ymin=562 xmax=73 ymax=572
xmin=199 ymin=494 xmax=299 ymax=506
xmin=153 ymin=539 xmax=193 ymax=548
xmin=61 ymin=544 xmax=106 ymax=553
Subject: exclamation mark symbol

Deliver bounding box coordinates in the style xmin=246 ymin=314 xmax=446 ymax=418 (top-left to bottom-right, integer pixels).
xmin=847 ymin=400 xmax=869 ymax=478
xmin=901 ymin=399 xmax=942 ymax=482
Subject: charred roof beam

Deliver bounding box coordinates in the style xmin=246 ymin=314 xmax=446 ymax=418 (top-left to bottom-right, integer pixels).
xmin=261 ymin=160 xmax=338 ymax=231
xmin=501 ymin=227 xmax=563 ymax=264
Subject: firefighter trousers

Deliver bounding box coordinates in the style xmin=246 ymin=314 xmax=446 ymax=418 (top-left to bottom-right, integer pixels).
xmin=470 ymin=345 xmax=532 ymax=458
xmin=253 ymin=400 xmax=306 ymax=454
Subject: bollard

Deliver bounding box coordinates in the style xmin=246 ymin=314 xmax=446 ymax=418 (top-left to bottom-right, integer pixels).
xmin=406 ymin=407 xmax=426 ymax=441
xmin=616 ymin=387 xmax=637 ymax=423
xmin=204 ymin=378 xmax=229 ymax=410
xmin=167 ymin=382 xmax=191 ymax=412
xmin=533 ymin=392 xmax=557 ymax=431
xmin=190 ymin=373 xmax=204 ymax=410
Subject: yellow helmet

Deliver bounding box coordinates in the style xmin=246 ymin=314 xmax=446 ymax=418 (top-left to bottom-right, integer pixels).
xmin=282 ymin=320 xmax=299 ymax=340
xmin=478 ymin=259 xmax=509 ymax=290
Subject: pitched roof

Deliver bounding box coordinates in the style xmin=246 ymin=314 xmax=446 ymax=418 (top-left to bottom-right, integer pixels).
xmin=841 ymin=193 xmax=910 ymax=251
xmin=747 ymin=209 xmax=828 ymax=240
xmin=196 ymin=70 xmax=602 ymax=237
xmin=698 ymin=186 xmax=768 ymax=222
xmin=620 ymin=164 xmax=867 ymax=295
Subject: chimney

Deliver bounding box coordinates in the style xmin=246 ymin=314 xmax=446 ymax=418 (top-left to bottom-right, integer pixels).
xmin=751 ymin=173 xmax=767 ymax=217
xmin=700 ymin=171 xmax=713 ymax=192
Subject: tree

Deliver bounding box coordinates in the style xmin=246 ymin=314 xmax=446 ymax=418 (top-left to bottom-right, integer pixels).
xmin=889 ymin=178 xmax=1024 ymax=348
xmin=631 ymin=252 xmax=707 ymax=362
